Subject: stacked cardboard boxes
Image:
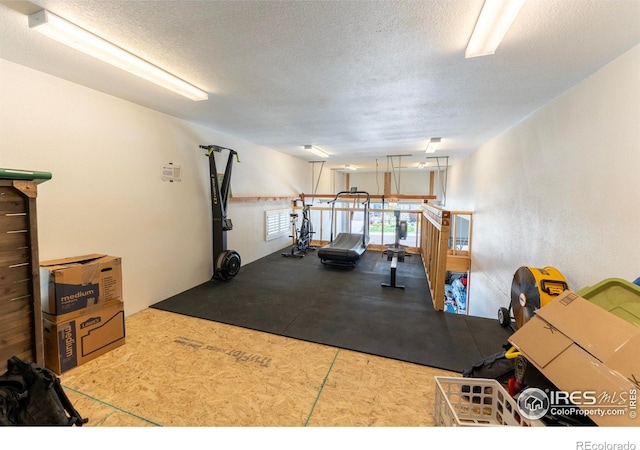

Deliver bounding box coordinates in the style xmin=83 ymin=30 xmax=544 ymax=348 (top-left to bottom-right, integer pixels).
xmin=509 ymin=290 xmax=640 ymax=427
xmin=39 ymin=254 xmax=126 ymax=374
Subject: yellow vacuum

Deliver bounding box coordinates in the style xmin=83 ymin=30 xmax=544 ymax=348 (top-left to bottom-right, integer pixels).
xmin=498 ymin=266 xmax=569 ymax=330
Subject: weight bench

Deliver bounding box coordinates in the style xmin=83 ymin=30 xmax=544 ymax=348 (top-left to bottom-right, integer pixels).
xmin=382 ymin=249 xmax=405 ymax=290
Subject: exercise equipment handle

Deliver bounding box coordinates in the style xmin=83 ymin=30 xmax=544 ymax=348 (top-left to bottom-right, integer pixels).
xmin=326 ymin=190 xmax=370 ymax=245
xmin=200 ymin=145 xmax=240 ymax=163
xmin=328 ymin=190 xmax=371 ymax=205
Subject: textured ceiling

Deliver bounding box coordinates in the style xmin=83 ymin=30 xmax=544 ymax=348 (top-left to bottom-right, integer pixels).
xmin=1 ymin=0 xmax=639 ymax=171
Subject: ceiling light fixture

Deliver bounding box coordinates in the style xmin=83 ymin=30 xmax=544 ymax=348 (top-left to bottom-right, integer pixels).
xmin=465 ymin=0 xmax=525 ymax=58
xmin=28 ymin=9 xmax=208 ymax=101
xmin=417 ymin=162 xmax=426 ymax=169
xmin=304 ymin=145 xmax=329 ymax=158
xmin=344 ymin=165 xmax=357 ymax=171
xmin=425 ymin=137 xmax=441 ymax=154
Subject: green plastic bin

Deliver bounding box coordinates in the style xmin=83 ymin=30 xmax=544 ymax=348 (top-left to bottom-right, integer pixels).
xmin=576 ymin=278 xmax=640 ymax=328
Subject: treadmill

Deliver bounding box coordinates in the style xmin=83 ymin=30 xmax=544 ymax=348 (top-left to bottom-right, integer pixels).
xmin=318 ymin=190 xmax=370 ymax=266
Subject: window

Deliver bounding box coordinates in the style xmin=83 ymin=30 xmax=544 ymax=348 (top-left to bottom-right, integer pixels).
xmin=265 ymin=209 xmax=291 ymax=241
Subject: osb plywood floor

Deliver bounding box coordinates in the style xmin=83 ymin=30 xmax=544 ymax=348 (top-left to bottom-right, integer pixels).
xmin=59 ymin=308 xmax=459 ymax=427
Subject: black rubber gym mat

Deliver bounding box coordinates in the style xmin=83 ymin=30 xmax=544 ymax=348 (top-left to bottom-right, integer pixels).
xmin=150 ymin=248 xmax=512 ymax=373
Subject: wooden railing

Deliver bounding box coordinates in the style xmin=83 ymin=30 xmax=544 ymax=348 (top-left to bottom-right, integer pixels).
xmin=420 ymin=204 xmax=473 ymax=311
xmin=420 ymin=204 xmax=451 ymax=311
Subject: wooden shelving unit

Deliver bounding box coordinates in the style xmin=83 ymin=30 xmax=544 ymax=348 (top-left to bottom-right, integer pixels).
xmin=0 ymin=173 xmax=50 ymax=372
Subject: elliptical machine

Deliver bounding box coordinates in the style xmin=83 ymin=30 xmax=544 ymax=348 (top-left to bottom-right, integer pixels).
xmin=200 ymin=145 xmax=241 ymax=281
xmin=282 ymin=199 xmax=315 ymax=258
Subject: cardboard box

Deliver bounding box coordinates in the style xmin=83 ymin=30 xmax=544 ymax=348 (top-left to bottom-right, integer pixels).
xmin=43 ymin=301 xmax=125 ymax=374
xmin=40 ymin=254 xmax=122 ymax=316
xmin=509 ymin=291 xmax=640 ymax=426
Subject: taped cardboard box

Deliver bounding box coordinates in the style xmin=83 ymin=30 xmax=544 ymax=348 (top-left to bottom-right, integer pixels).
xmin=509 ymin=291 xmax=640 ymax=426
xmin=40 ymin=254 xmax=122 ymax=316
xmin=43 ymin=300 xmax=125 ymax=374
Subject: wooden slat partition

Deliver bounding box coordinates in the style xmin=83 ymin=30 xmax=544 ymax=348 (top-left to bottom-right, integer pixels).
xmin=0 ymin=180 xmax=44 ymax=372
xmin=420 ymin=204 xmax=451 ymax=311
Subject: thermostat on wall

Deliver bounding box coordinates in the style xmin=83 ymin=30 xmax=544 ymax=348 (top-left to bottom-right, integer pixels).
xmin=162 ymin=163 xmax=182 ymax=182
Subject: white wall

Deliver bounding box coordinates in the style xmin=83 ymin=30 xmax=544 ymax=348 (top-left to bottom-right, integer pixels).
xmin=0 ymin=58 xmax=307 ymax=317
xmin=446 ymin=44 xmax=640 ymax=319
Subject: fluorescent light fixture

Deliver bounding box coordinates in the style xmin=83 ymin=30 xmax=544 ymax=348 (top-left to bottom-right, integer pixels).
xmin=417 ymin=162 xmax=426 ymax=169
xmin=425 ymin=137 xmax=441 ymax=154
xmin=28 ymin=9 xmax=208 ymax=101
xmin=304 ymin=145 xmax=329 ymax=158
xmin=344 ymin=165 xmax=357 ymax=171
xmin=465 ymin=0 xmax=525 ymax=58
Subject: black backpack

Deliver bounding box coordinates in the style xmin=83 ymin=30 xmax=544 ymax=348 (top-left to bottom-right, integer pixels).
xmin=462 ymin=348 xmax=515 ymax=385
xmin=0 ymin=356 xmax=88 ymax=426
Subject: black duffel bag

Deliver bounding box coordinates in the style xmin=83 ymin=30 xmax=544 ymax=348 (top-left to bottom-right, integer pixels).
xmin=0 ymin=356 xmax=87 ymax=426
